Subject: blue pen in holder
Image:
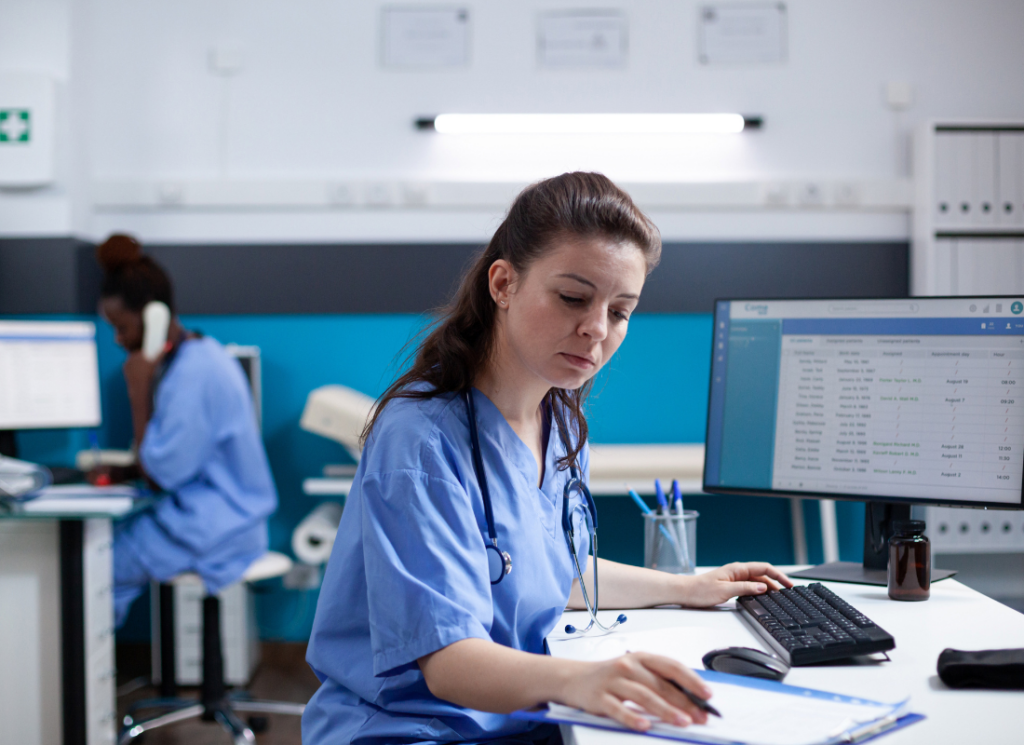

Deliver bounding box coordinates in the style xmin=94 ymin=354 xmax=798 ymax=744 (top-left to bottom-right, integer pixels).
xmin=643 ymin=511 xmax=698 ymax=575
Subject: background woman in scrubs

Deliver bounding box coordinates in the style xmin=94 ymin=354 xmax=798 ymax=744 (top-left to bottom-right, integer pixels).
xmin=304 ymin=173 xmax=791 ymax=745
xmin=95 ymin=235 xmax=278 ymax=627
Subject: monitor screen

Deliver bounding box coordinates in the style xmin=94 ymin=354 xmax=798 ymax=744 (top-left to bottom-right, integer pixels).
xmin=704 ymin=297 xmax=1024 ymax=509
xmin=0 ymin=320 xmax=102 ymax=429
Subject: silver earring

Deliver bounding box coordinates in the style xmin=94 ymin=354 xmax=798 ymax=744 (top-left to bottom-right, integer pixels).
xmin=500 ymin=300 xmax=506 ymax=306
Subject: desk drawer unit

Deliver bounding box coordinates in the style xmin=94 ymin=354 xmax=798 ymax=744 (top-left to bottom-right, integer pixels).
xmin=150 ymin=580 xmax=260 ymax=687
xmin=83 ymin=519 xmax=116 ymax=745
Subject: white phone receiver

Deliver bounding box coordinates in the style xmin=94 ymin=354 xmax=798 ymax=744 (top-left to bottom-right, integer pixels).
xmin=142 ymin=301 xmax=171 ymax=361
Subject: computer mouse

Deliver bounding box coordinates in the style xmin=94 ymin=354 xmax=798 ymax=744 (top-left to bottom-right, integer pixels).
xmin=702 ymin=647 xmax=790 ymax=681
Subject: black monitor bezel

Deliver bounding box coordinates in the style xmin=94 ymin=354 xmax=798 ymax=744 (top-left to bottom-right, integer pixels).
xmin=702 ymin=295 xmax=1024 ymax=511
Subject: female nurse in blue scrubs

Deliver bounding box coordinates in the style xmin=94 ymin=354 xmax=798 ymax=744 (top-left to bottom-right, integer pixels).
xmin=303 ymin=173 xmax=792 ymax=745
xmin=95 ymin=235 xmax=278 ymax=627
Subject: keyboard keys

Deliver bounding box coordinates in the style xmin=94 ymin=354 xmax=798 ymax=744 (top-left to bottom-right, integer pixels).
xmin=737 ymin=584 xmax=895 ymax=666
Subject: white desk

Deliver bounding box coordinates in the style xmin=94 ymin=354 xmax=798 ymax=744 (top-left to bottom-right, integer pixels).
xmin=548 ymin=572 xmax=1024 ymax=744
xmin=0 ymin=500 xmax=137 ymax=745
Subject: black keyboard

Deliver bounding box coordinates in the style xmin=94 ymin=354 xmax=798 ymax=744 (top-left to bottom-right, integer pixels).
xmin=737 ymin=583 xmax=895 ymax=666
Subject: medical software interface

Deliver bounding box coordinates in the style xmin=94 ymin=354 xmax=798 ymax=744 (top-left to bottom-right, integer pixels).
xmin=0 ymin=320 xmax=101 ymax=429
xmin=704 ymin=299 xmax=1024 ymax=506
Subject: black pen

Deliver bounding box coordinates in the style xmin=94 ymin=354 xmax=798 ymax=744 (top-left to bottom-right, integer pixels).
xmin=625 ymin=650 xmax=722 ymax=720
xmin=667 ymin=679 xmax=722 ymax=719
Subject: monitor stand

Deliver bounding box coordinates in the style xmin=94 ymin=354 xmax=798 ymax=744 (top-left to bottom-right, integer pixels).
xmin=789 ymin=501 xmax=957 ymax=586
xmin=0 ymin=430 xmax=16 ymax=458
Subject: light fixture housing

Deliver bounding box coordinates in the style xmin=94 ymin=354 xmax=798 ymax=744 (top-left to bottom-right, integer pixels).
xmin=415 ymin=113 xmax=762 ymax=134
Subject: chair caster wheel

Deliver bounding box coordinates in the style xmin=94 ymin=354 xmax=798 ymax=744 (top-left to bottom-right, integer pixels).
xmin=248 ymin=716 xmax=269 ymax=733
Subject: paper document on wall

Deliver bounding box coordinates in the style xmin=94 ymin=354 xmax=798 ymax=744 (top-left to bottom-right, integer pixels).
xmin=520 ymin=671 xmax=916 ymax=745
xmin=537 ymin=11 xmax=628 ymax=69
xmin=698 ymin=4 xmax=787 ymax=66
xmin=382 ymin=8 xmax=469 ymax=68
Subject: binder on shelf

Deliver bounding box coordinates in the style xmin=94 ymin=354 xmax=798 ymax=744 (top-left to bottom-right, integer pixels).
xmin=933 ymin=133 xmax=955 ymax=229
xmin=971 ymin=132 xmax=997 ymax=228
xmin=987 ymin=242 xmax=1023 ymax=295
xmin=512 ymin=670 xmax=923 ymax=745
xmin=933 ymin=238 xmax=954 ymax=294
xmin=949 ymin=132 xmax=974 ymax=228
xmin=997 ymin=132 xmax=1024 ymax=228
xmin=953 ymin=238 xmax=978 ymax=296
xmin=956 ymin=238 xmax=1023 ymax=296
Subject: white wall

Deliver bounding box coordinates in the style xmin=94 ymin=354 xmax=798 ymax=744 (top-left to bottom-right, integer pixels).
xmin=3 ymin=0 xmax=1024 ymax=242
xmin=0 ymin=1 xmax=74 ymax=233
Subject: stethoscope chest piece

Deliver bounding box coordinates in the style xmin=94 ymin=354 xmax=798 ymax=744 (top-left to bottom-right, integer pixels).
xmin=486 ymin=543 xmax=512 ymax=583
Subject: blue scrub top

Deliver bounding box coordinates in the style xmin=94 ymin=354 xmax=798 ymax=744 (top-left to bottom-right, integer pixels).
xmin=116 ymin=336 xmax=277 ymax=592
xmin=303 ymin=387 xmax=591 ymax=745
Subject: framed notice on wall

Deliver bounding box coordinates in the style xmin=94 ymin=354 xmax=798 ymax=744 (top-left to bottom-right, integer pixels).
xmin=698 ymin=3 xmax=787 ymax=65
xmin=381 ymin=6 xmax=470 ymax=68
xmin=537 ymin=10 xmax=628 ymax=69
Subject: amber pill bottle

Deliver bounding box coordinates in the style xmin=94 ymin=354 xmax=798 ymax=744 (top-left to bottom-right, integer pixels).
xmin=888 ymin=519 xmax=931 ymax=601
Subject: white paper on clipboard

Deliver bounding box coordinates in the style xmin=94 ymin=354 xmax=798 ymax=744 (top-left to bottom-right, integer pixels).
xmin=526 ymin=673 xmax=914 ymax=745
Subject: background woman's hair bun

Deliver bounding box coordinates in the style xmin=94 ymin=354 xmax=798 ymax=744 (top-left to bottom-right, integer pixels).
xmin=96 ymin=234 xmax=144 ymax=271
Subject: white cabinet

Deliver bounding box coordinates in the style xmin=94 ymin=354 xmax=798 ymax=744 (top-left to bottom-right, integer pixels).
xmin=150 ymin=580 xmax=260 ymax=687
xmin=914 ymin=123 xmax=1024 ymax=297
xmin=0 ymin=521 xmax=61 ymax=745
xmin=0 ymin=518 xmax=116 ymax=745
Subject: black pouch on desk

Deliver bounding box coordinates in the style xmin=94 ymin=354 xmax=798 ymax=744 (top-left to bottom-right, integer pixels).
xmin=937 ymin=648 xmax=1024 ymax=689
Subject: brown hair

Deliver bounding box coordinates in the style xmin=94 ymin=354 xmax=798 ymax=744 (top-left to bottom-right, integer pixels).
xmin=96 ymin=234 xmax=175 ymax=313
xmin=363 ymin=172 xmax=661 ymax=469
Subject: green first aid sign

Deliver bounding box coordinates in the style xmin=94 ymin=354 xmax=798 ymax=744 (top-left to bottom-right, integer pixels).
xmin=0 ymin=109 xmax=31 ymax=143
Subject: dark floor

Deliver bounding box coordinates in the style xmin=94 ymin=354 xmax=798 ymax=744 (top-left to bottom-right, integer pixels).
xmin=116 ymin=642 xmax=319 ymax=744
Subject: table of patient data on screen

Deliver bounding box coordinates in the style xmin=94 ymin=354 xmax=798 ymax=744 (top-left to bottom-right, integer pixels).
xmin=772 ymin=334 xmax=1024 ymax=504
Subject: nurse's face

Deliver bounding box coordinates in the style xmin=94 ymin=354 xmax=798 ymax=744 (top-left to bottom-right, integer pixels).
xmin=99 ymin=296 xmax=144 ymax=352
xmin=495 ymin=235 xmax=647 ymax=391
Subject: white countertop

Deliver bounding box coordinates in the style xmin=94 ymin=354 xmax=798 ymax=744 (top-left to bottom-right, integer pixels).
xmin=548 ymin=570 xmax=1024 ymax=744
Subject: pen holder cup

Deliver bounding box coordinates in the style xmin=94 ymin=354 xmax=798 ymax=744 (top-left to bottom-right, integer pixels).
xmin=643 ymin=511 xmax=698 ymax=575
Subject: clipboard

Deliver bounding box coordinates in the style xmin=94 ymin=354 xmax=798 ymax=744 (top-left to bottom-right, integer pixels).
xmin=512 ymin=670 xmax=924 ymax=745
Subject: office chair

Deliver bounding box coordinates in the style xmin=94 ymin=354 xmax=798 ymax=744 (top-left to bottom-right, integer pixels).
xmin=118 ymin=552 xmax=306 ymax=745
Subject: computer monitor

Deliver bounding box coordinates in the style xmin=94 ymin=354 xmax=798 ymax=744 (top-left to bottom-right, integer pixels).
xmin=224 ymin=344 xmax=262 ymax=431
xmin=703 ymin=297 xmax=1024 ymax=584
xmin=0 ymin=320 xmax=102 ymax=456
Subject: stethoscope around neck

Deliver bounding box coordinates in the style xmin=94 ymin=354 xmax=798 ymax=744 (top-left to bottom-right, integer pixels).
xmin=463 ymin=390 xmax=626 ymax=636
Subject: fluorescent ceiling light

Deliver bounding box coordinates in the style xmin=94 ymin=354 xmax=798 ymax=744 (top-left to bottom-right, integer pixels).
xmin=418 ymin=113 xmax=761 ymax=135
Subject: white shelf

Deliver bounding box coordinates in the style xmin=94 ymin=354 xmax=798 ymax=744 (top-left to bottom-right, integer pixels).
xmin=93 ymin=178 xmax=912 ymax=212
xmin=303 ymin=478 xmax=354 ymax=496
xmin=302 ymin=444 xmax=707 ymax=498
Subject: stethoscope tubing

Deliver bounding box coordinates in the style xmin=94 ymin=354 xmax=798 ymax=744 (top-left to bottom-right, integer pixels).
xmin=463 ymin=389 xmax=624 ymax=634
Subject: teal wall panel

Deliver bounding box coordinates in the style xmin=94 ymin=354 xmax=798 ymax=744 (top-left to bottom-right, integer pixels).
xmin=10 ymin=312 xmax=866 ymax=641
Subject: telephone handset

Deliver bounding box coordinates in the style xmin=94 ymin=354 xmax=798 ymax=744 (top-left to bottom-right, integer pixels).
xmin=142 ymin=301 xmax=171 ymax=361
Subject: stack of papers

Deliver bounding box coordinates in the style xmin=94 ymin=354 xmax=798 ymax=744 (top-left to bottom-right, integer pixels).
xmin=514 ymin=671 xmax=921 ymax=745
xmin=19 ymin=484 xmax=139 ymax=515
